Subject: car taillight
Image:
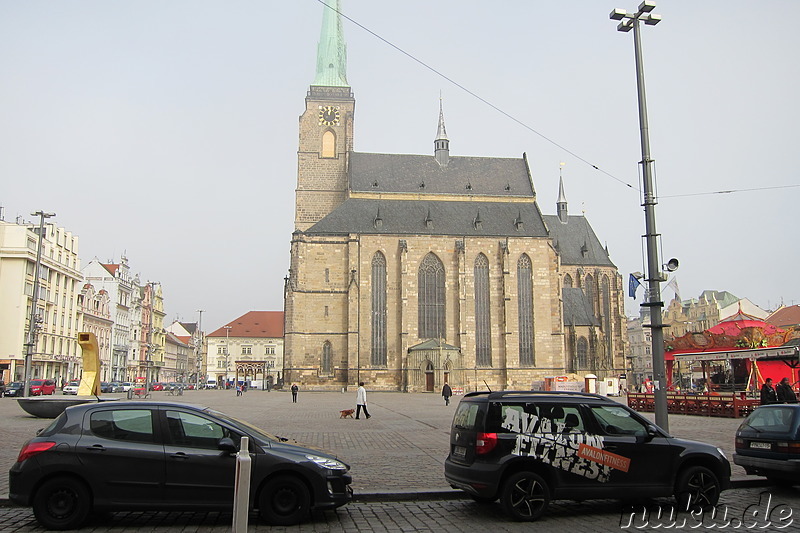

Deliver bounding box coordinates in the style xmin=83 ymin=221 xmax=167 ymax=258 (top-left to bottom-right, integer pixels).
xmin=17 ymin=441 xmax=56 ymax=462
xmin=735 ymin=437 xmax=744 ymax=449
xmin=774 ymin=442 xmax=800 ymax=454
xmin=475 ymin=433 xmax=497 ymax=455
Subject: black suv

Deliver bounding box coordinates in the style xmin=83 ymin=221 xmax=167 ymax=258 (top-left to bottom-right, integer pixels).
xmin=444 ymin=391 xmax=731 ymax=521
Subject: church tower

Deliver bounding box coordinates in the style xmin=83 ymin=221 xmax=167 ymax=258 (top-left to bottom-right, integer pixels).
xmin=295 ymin=0 xmax=355 ymax=232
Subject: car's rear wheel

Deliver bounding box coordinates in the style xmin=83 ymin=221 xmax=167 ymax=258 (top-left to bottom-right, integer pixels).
xmin=32 ymin=476 xmax=92 ymax=530
xmin=258 ymin=475 xmax=311 ymax=526
xmin=500 ymin=471 xmax=550 ymax=521
xmin=675 ymin=465 xmax=721 ymax=511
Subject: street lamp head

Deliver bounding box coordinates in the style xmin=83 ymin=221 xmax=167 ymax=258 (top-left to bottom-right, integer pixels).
xmin=644 ymin=13 xmax=662 ymax=25
xmin=610 ymin=8 xmax=628 ymax=20
xmin=617 ymin=20 xmax=633 ymax=32
xmin=638 ymin=0 xmax=656 ymax=13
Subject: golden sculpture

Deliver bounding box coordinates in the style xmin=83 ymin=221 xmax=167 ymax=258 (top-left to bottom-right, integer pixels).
xmin=77 ymin=332 xmax=101 ymax=396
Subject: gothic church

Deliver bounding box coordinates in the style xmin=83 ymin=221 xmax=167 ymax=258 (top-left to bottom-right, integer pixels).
xmin=283 ymin=2 xmax=626 ymax=392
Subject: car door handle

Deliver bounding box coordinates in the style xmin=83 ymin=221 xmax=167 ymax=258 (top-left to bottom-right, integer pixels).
xmin=86 ymin=445 xmax=106 ymax=452
xmin=170 ymin=452 xmax=189 ymax=460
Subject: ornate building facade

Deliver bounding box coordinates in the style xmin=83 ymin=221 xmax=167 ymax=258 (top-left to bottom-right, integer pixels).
xmin=283 ymin=2 xmax=626 ymax=392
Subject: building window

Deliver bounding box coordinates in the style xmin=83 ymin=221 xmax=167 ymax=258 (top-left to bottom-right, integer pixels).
xmin=577 ymin=337 xmax=588 ymax=369
xmin=586 ymin=274 xmax=596 ymax=315
xmin=371 ymin=252 xmax=387 ymax=366
xmin=418 ymin=253 xmax=445 ymax=339
xmin=322 ymin=341 xmax=332 ymax=374
xmin=266 ymin=346 xmax=275 ymax=355
xmin=474 ymin=254 xmax=491 ymax=366
xmin=321 ymin=130 xmax=336 ymax=158
xmin=241 ymin=346 xmax=252 ymax=355
xmin=217 ymin=345 xmax=225 ymax=355
xmin=564 ymin=274 xmax=573 ymax=288
xmin=602 ymin=275 xmax=612 ymax=367
xmin=517 ymin=254 xmax=534 ymax=366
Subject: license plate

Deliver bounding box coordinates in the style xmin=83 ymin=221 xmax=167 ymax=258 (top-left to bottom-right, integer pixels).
xmin=750 ymin=442 xmax=772 ymax=450
xmin=453 ymin=446 xmax=467 ymax=458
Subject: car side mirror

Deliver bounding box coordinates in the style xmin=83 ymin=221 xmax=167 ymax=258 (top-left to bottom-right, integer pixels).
xmin=218 ymin=437 xmax=237 ymax=453
xmin=637 ymin=425 xmax=659 ymax=444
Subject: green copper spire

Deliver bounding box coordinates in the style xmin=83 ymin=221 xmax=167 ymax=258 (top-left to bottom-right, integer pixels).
xmin=312 ymin=0 xmax=349 ymax=87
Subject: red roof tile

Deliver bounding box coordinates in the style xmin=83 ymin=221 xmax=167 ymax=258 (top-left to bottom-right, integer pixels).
xmin=101 ymin=263 xmax=120 ymax=276
xmin=767 ymin=305 xmax=800 ymax=327
xmin=208 ymin=311 xmax=284 ymax=338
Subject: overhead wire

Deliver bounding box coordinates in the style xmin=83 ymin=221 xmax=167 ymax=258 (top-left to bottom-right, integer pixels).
xmin=315 ymin=0 xmax=798 ymax=201
xmin=314 ymin=0 xmax=637 ymax=192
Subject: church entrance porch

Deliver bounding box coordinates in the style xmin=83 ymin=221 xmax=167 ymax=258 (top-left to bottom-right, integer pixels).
xmin=407 ymin=339 xmax=461 ymax=393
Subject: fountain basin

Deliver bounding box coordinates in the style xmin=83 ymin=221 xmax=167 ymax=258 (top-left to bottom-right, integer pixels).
xmin=17 ymin=396 xmax=120 ymax=418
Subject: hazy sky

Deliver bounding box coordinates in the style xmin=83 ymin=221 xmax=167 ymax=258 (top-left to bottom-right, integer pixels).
xmin=1 ymin=1 xmax=797 ymax=332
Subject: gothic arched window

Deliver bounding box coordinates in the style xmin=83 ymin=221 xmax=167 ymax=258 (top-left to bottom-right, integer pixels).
xmin=602 ymin=275 xmax=612 ymax=366
xmin=564 ymin=274 xmax=573 ymax=288
xmin=371 ymin=252 xmax=387 ymax=366
xmin=474 ymin=254 xmax=491 ymax=366
xmin=322 ymin=341 xmax=332 ymax=374
xmin=577 ymin=337 xmax=588 ymax=369
xmin=418 ymin=253 xmax=445 ymax=339
xmin=321 ymin=130 xmax=336 ymax=158
xmin=586 ymin=273 xmax=596 ymax=315
xmin=517 ymin=254 xmax=534 ymax=366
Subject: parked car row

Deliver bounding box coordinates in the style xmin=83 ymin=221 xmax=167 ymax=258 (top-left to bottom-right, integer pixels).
xmin=10 ymin=389 xmax=800 ymax=529
xmin=2 ymin=379 xmax=56 ymax=397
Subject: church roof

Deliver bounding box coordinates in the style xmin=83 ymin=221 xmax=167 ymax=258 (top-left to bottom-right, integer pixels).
xmin=305 ymin=198 xmax=549 ymax=237
xmin=542 ymin=215 xmax=614 ymax=267
xmin=563 ymin=287 xmax=600 ymax=327
xmin=348 ymin=152 xmax=534 ymax=197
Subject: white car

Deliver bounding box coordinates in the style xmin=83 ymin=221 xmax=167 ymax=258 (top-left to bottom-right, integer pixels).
xmin=121 ymin=382 xmax=133 ymax=392
xmin=62 ymin=381 xmax=79 ymax=395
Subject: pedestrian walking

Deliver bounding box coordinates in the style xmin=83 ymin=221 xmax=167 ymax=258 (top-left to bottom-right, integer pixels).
xmin=236 ymin=384 xmax=242 ymax=396
xmin=291 ymin=383 xmax=299 ymax=403
xmin=355 ymin=382 xmax=371 ymax=419
xmin=442 ymin=383 xmax=452 ymax=406
xmin=776 ymin=377 xmax=798 ymax=403
xmin=760 ymin=378 xmax=778 ymax=405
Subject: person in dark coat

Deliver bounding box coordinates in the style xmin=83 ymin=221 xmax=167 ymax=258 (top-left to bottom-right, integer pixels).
xmin=291 ymin=383 xmax=299 ymax=403
xmin=442 ymin=383 xmax=453 ymax=406
xmin=760 ymin=378 xmax=778 ymax=405
xmin=776 ymin=377 xmax=798 ymax=403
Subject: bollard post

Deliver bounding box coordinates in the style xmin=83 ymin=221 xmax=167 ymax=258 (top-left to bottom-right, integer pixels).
xmin=232 ymin=436 xmax=252 ymax=532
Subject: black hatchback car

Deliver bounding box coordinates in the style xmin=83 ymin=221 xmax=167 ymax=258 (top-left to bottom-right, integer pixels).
xmin=734 ymin=404 xmax=800 ymax=484
xmin=9 ymin=401 xmax=352 ymax=529
xmin=5 ymin=381 xmax=25 ymax=397
xmin=444 ymin=391 xmax=731 ymax=521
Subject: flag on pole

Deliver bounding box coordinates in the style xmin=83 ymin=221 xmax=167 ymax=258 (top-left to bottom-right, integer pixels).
xmin=628 ymin=273 xmax=641 ymax=299
xmin=665 ymin=276 xmax=681 ymax=301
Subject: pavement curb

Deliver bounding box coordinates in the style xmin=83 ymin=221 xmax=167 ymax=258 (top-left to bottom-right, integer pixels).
xmin=0 ymin=477 xmax=773 ymax=508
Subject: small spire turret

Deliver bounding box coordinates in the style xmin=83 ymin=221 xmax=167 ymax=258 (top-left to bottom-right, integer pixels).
xmin=557 ymin=163 xmax=568 ymax=224
xmin=434 ymin=95 xmax=450 ymax=167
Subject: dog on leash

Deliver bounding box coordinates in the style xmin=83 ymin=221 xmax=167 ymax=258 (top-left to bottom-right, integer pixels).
xmin=339 ymin=409 xmax=355 ymax=419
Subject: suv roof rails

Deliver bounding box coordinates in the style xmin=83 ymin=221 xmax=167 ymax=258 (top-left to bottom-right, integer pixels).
xmin=463 ymin=390 xmax=614 ymax=402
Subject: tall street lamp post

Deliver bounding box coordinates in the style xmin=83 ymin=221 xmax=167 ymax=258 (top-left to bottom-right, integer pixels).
xmin=196 ymin=309 xmax=204 ymax=388
xmin=23 ymin=211 xmax=55 ymax=397
xmin=223 ymin=325 xmax=232 ymax=389
xmin=610 ymin=1 xmax=669 ymax=431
